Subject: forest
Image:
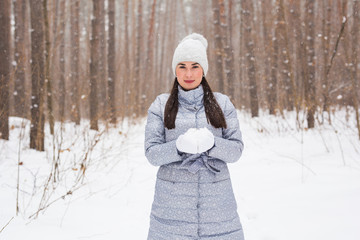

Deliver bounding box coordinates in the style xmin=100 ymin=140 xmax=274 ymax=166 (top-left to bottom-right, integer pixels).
xmin=0 ymin=0 xmax=359 ymax=151
xmin=1 ymin=1 xmax=360 ymax=237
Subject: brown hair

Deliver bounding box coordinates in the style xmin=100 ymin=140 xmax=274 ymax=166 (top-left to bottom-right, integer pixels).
xmin=164 ymin=77 xmax=227 ymax=129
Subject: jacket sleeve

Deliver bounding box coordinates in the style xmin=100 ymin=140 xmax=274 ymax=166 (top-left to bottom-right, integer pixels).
xmin=208 ymin=95 xmax=244 ymax=163
xmin=144 ymin=95 xmax=183 ymax=166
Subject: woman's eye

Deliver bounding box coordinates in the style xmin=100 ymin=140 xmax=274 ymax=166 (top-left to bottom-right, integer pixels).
xmin=192 ymin=66 xmax=199 ymax=69
xmin=179 ymin=66 xmax=186 ymax=69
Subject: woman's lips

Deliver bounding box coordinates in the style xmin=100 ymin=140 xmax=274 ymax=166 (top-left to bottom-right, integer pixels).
xmin=184 ymin=80 xmax=195 ymax=83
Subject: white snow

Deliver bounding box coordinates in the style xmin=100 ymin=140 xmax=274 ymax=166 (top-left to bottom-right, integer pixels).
xmin=1 ymin=109 xmax=360 ymax=240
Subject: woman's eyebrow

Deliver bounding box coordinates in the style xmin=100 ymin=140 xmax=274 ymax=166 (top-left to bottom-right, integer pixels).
xmin=191 ymin=63 xmax=199 ymax=66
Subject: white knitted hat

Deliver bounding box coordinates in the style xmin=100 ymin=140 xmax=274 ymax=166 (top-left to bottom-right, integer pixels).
xmin=172 ymin=33 xmax=208 ymax=76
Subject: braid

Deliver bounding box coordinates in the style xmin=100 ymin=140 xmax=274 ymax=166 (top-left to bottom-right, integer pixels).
xmin=164 ymin=79 xmax=179 ymax=129
xmin=202 ymin=77 xmax=227 ymax=129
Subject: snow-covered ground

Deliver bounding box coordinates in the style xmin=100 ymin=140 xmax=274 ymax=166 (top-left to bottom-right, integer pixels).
xmin=1 ymin=110 xmax=360 ymax=240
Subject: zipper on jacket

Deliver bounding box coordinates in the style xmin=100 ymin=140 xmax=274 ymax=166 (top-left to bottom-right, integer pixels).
xmin=197 ymin=170 xmax=200 ymax=238
xmin=194 ymin=106 xmax=201 ymax=128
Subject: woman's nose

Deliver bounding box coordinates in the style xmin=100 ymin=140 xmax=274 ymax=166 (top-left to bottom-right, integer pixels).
xmin=185 ymin=69 xmax=192 ymax=77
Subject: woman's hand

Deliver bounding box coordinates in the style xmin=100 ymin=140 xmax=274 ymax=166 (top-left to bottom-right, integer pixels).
xmin=176 ymin=128 xmax=214 ymax=154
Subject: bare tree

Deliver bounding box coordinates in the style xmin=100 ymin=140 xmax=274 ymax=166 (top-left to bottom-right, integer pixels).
xmin=304 ymin=0 xmax=316 ymax=128
xmin=13 ymin=0 xmax=28 ymax=119
xmin=276 ymin=0 xmax=296 ymax=111
xmin=212 ymin=0 xmax=225 ymax=92
xmin=242 ymin=0 xmax=259 ymax=117
xmin=144 ymin=0 xmax=157 ymax=106
xmin=219 ymin=0 xmax=227 ymax=93
xmin=351 ymin=0 xmax=360 ymax=139
xmin=90 ymin=0 xmax=100 ymax=130
xmin=122 ymin=0 xmax=130 ymax=117
xmin=163 ymin=0 xmax=178 ymax=95
xmin=98 ymin=0 xmax=107 ymax=120
xmin=262 ymin=0 xmax=278 ymax=115
xmin=321 ymin=0 xmax=332 ymax=115
xmin=29 ymin=0 xmax=45 ymax=150
xmin=0 ymin=0 xmax=11 ymax=140
xmin=70 ymin=0 xmax=81 ymax=125
xmin=43 ymin=0 xmax=55 ymax=134
xmin=224 ymin=0 xmax=236 ymax=101
xmin=58 ymin=0 xmax=66 ymax=122
xmin=107 ymin=0 xmax=116 ymax=124
xmin=49 ymin=0 xmax=60 ymax=123
xmin=288 ymin=0 xmax=308 ymax=124
xmin=158 ymin=0 xmax=171 ymax=94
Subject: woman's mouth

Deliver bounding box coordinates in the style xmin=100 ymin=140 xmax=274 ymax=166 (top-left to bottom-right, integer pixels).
xmin=184 ymin=80 xmax=195 ymax=84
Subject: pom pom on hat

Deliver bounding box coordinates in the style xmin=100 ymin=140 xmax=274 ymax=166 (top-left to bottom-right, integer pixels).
xmin=172 ymin=33 xmax=208 ymax=76
xmin=180 ymin=33 xmax=208 ymax=49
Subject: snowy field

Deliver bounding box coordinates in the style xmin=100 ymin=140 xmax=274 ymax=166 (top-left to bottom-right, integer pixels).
xmin=1 ymin=109 xmax=360 ymax=240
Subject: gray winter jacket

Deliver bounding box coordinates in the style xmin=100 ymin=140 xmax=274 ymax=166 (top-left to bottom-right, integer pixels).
xmin=145 ymin=85 xmax=245 ymax=240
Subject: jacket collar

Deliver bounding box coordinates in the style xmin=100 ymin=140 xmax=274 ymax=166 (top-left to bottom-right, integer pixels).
xmin=178 ymin=85 xmax=204 ymax=108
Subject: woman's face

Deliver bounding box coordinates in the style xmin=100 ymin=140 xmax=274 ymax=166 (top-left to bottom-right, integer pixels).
xmin=175 ymin=61 xmax=203 ymax=90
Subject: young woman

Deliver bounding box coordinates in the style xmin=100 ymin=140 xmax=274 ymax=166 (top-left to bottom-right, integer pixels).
xmin=145 ymin=33 xmax=245 ymax=240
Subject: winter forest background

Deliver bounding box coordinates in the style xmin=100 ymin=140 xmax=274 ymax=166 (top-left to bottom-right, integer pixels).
xmin=0 ymin=0 xmax=360 ymax=239
xmin=0 ymin=0 xmax=359 ymax=145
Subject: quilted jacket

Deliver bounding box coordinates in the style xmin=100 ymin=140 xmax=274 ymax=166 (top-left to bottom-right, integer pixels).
xmin=145 ymin=85 xmax=245 ymax=240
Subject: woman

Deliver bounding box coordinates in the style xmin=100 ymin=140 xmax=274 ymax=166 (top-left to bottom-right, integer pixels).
xmin=145 ymin=33 xmax=245 ymax=240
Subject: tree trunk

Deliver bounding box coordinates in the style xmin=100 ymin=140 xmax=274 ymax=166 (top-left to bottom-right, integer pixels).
xmin=108 ymin=0 xmax=116 ymax=124
xmin=276 ymin=0 xmax=296 ymax=111
xmin=43 ymin=0 xmax=55 ymax=135
xmin=218 ymin=0 xmax=227 ymax=93
xmin=0 ymin=0 xmax=11 ymax=140
xmin=261 ymin=0 xmax=275 ymax=114
xmin=70 ymin=0 xmax=81 ymax=125
xmin=322 ymin=0 xmax=332 ymax=115
xmin=212 ymin=0 xmax=225 ymax=92
xmin=29 ymin=0 xmax=45 ymax=150
xmin=136 ymin=0 xmax=143 ymax=117
xmin=123 ymin=0 xmax=130 ymax=117
xmin=351 ymin=0 xmax=360 ymax=139
xmin=242 ymin=0 xmax=259 ymax=117
xmin=269 ymin=29 xmax=279 ymax=116
xmin=304 ymin=0 xmax=316 ymax=129
xmin=158 ymin=0 xmax=170 ymax=95
xmin=144 ymin=0 xmax=157 ymax=106
xmin=225 ymin=0 xmax=236 ymax=100
xmin=13 ymin=0 xmax=27 ymax=119
xmin=58 ymin=0 xmax=66 ymax=122
xmin=90 ymin=0 xmax=100 ymax=130
xmin=288 ymin=0 xmax=307 ymax=124
xmin=167 ymin=0 xmax=177 ymax=86
xmin=98 ymin=0 xmax=107 ymax=120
